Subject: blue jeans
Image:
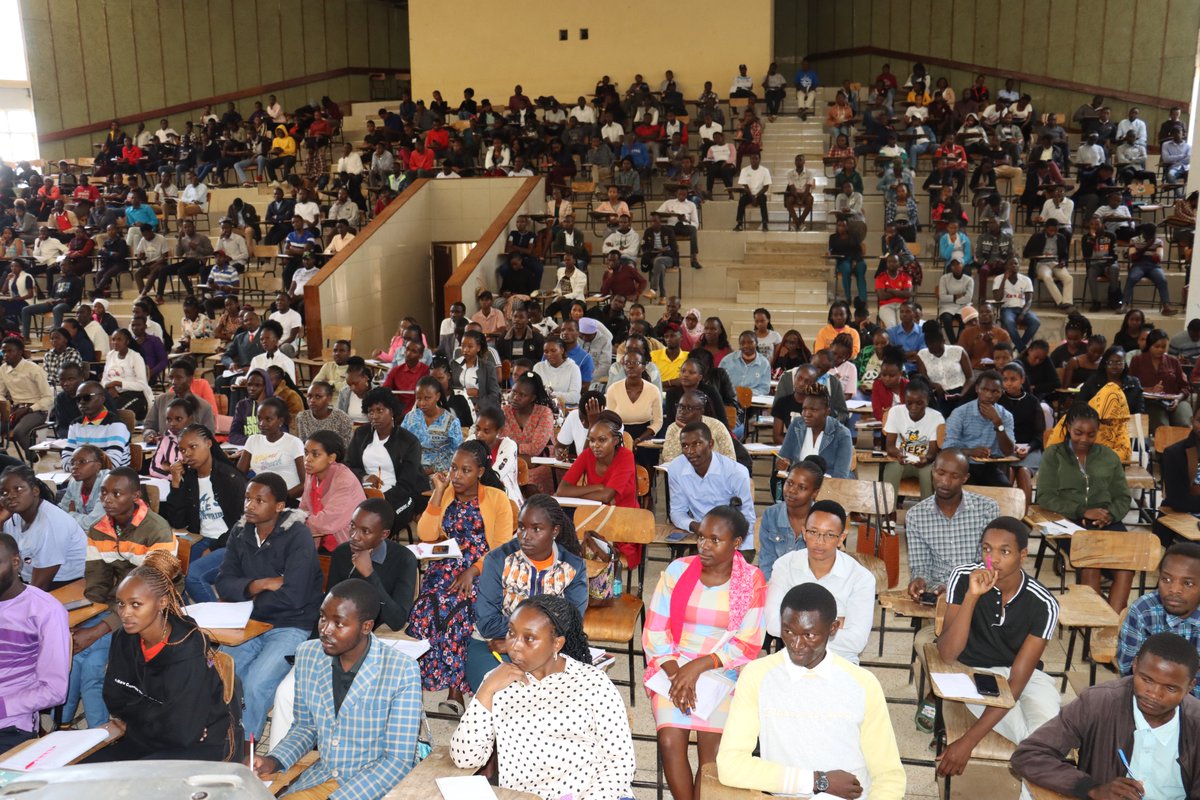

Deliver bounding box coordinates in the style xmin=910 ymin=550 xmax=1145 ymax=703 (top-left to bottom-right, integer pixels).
xmin=234 ymin=157 xmax=259 ymax=184
xmin=63 ymin=617 xmax=112 ymax=726
xmin=184 ymin=541 xmax=224 ymax=603
xmin=1000 ymin=306 xmax=1041 ymax=351
xmin=1123 ymin=259 xmax=1170 ymax=305
xmin=225 ymin=626 xmax=309 ymax=739
xmin=908 ymin=140 xmax=936 ymax=164
xmin=836 ymin=257 xmax=867 ymax=303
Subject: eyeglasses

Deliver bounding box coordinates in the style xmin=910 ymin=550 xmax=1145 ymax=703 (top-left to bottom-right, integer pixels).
xmin=71 ymin=458 xmax=99 ymax=466
xmin=803 ymin=530 xmax=842 ymax=543
xmin=678 ymin=403 xmax=706 ymax=412
xmin=1103 ymin=359 xmax=1125 ymax=367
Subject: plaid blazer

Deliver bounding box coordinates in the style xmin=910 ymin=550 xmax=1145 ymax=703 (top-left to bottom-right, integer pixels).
xmin=271 ymin=635 xmax=423 ymax=799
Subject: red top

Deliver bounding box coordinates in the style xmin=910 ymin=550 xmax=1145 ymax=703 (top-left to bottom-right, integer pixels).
xmin=425 ymin=128 xmax=450 ymax=150
xmin=562 ymin=446 xmax=638 ymax=508
xmin=875 ymin=271 xmax=912 ymax=307
xmin=141 ymin=637 xmax=167 ymax=661
xmin=1129 ymin=352 xmax=1188 ymax=395
xmin=872 ymin=376 xmax=908 ymax=421
xmin=383 ymin=361 xmax=430 ymax=414
xmin=408 ymin=149 xmax=435 ymax=170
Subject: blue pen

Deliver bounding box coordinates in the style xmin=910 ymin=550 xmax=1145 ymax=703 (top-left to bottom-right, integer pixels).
xmin=1116 ymin=748 xmax=1137 ymax=784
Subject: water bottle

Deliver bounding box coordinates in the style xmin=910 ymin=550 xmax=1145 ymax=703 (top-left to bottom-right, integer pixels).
xmin=612 ymin=578 xmax=623 ymax=598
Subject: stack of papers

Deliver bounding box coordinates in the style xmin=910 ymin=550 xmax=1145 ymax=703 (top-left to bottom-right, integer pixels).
xmin=183 ymin=600 xmax=254 ymax=629
xmin=30 ymin=438 xmax=69 ymax=451
xmin=589 ymin=646 xmax=616 ymax=670
xmin=742 ymin=442 xmax=779 ymax=455
xmin=408 ymin=540 xmax=463 ymax=560
xmin=750 ymin=394 xmax=775 ymax=406
xmin=846 ymin=399 xmax=874 ymax=412
xmin=378 ymin=638 xmax=432 ymax=660
xmin=553 ymin=496 xmax=602 ymax=507
xmin=930 ymin=672 xmax=984 ymax=701
xmin=1041 ymin=519 xmax=1084 ymax=536
xmin=0 ymin=729 xmax=110 ymax=770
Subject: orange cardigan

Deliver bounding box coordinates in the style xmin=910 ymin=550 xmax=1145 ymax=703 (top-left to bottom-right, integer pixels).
xmin=417 ymin=484 xmax=515 ymax=551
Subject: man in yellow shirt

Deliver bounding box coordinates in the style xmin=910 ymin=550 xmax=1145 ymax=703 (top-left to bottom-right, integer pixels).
xmin=650 ymin=323 xmax=688 ymax=387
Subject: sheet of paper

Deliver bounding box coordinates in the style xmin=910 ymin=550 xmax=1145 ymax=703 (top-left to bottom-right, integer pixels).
xmin=553 ymin=496 xmax=602 ymax=507
xmin=408 ymin=540 xmax=464 ymax=560
xmin=742 ymin=442 xmax=779 ymax=454
xmin=589 ymin=646 xmax=616 ymax=669
xmin=1043 ymin=519 xmax=1084 ymax=535
xmin=378 ymin=638 xmax=431 ymax=660
xmin=646 ymin=665 xmax=736 ymax=720
xmin=750 ymin=394 xmax=774 ymax=406
xmin=436 ymin=775 xmax=498 ymax=800
xmin=30 ymin=438 xmax=69 ymax=451
xmin=846 ymin=399 xmax=874 ymax=412
xmin=183 ymin=600 xmax=254 ymax=630
xmin=40 ymin=471 xmax=72 ymax=484
xmin=531 ymin=456 xmax=572 ymax=468
xmin=930 ymin=672 xmax=984 ymax=701
xmin=0 ymin=728 xmax=110 ymax=771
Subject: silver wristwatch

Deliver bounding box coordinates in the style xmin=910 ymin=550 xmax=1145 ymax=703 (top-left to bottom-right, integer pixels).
xmin=813 ymin=772 xmax=830 ymax=793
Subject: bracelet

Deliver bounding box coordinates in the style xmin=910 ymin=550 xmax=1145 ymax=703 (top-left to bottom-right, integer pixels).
xmin=710 ymin=652 xmax=722 ymax=669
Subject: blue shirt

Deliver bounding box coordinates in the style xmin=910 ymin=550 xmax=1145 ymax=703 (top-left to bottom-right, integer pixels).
xmin=887 ymin=323 xmax=926 ymax=372
xmin=720 ymin=352 xmax=771 ymax=396
xmin=566 ymin=343 xmax=594 ymax=383
xmin=666 ymin=452 xmax=755 ymax=547
xmin=943 ymin=400 xmax=1015 ymax=456
xmin=1130 ymin=698 xmax=1186 ymax=799
xmin=756 ymin=502 xmax=806 ymax=581
xmin=794 ymin=69 xmax=820 ymax=90
xmin=285 ymin=230 xmax=317 ymax=251
xmin=124 ymin=204 xmax=157 ymax=230
xmin=1117 ymin=591 xmax=1200 ymax=698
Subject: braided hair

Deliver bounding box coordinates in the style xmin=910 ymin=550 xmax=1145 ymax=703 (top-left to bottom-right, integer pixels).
xmin=456 ymin=439 xmax=505 ymax=493
xmin=514 ymin=370 xmax=555 ymax=410
xmin=515 ymin=594 xmax=591 ymax=664
xmin=521 ymin=493 xmax=583 ymax=557
xmin=179 ymin=423 xmax=233 ymax=465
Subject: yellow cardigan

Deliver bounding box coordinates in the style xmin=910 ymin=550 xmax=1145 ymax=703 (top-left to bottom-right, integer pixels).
xmin=417 ymin=484 xmax=515 ymax=551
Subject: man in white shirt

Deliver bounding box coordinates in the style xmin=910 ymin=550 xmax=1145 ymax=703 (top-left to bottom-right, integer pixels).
xmin=180 ymin=172 xmax=208 ymax=214
xmin=697 ymin=113 xmax=722 ymax=158
xmin=569 ymin=97 xmax=596 ymax=130
xmin=600 ymin=113 xmax=624 ymax=148
xmin=30 ymin=226 xmax=66 ymax=267
xmin=215 ymin=218 xmax=249 ymax=271
xmin=602 ymin=216 xmax=640 ymax=262
xmin=1161 ymin=128 xmax=1191 ymax=186
xmin=154 ymin=118 xmax=178 ymax=144
xmin=729 ymin=64 xmax=756 ymax=99
xmin=335 ymin=142 xmax=364 ymax=202
xmin=734 ymin=152 xmax=770 ymax=232
xmin=992 ymin=256 xmax=1041 ymax=351
xmin=266 ymin=94 xmax=286 ymax=124
xmin=655 ymin=186 xmax=702 ymax=269
xmin=1075 ymin=133 xmax=1106 ymax=170
xmin=1096 ymin=190 xmax=1134 ymax=236
xmin=1116 ymin=107 xmax=1147 ymax=147
xmin=324 ymin=219 xmax=356 ymax=256
xmin=1035 ymin=185 xmax=1075 ymax=237
xmin=293 ymin=188 xmax=320 ymax=228
xmin=784 ymin=154 xmax=816 ymax=230
xmin=764 ymin=500 xmax=876 ymax=664
xmin=326 ymin=188 xmax=359 ymax=226
xmin=270 ymin=292 xmax=304 ymax=356
xmin=132 ymin=224 xmax=170 ymax=296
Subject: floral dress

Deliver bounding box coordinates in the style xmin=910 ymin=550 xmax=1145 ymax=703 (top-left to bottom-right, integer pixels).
xmin=403 ymin=407 xmax=463 ymax=473
xmin=407 ymin=498 xmax=489 ymax=691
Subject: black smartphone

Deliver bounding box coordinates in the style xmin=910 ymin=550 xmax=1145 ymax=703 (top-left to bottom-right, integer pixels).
xmin=666 ymin=531 xmax=687 ymax=542
xmin=973 ymin=672 xmax=1000 ymax=697
xmin=63 ymin=598 xmax=91 ymax=611
xmin=918 ymin=591 xmax=938 ymax=606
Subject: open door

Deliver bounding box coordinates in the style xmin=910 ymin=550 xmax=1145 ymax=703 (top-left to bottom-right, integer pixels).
xmin=430 ymin=242 xmax=475 ymax=319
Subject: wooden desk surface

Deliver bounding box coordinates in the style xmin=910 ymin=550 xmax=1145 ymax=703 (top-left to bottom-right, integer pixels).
xmin=52 ymin=579 xmax=108 ymax=628
xmin=923 ymin=643 xmax=1015 ymax=709
xmin=698 ymin=762 xmax=770 ymax=800
xmin=1057 ymin=585 xmax=1121 ymax=629
xmin=383 ymin=746 xmax=540 ymax=800
xmin=651 ymin=523 xmax=696 ymax=547
xmin=878 ymin=589 xmax=937 ymax=619
xmin=1024 ymin=505 xmax=1072 ymax=536
xmin=1155 ymin=510 xmax=1200 ymax=542
xmin=207 ymin=619 xmax=273 ymax=647
xmin=1026 ymin=782 xmax=1074 ymax=800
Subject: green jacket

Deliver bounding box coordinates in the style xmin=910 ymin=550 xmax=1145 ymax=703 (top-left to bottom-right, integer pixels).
xmin=1037 ymin=442 xmax=1131 ymax=523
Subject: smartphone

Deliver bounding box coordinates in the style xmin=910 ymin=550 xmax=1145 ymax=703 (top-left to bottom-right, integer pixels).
xmin=666 ymin=531 xmax=688 ymax=542
xmin=918 ymin=591 xmax=938 ymax=606
xmin=973 ymin=672 xmax=1001 ymax=697
xmin=432 ymin=544 xmax=450 ymax=555
xmin=872 ymin=450 xmax=886 ymax=457
xmin=63 ymin=598 xmax=92 ymax=611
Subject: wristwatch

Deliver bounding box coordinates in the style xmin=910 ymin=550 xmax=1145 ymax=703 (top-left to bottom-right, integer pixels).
xmin=994 ymin=424 xmax=1005 ymax=433
xmin=813 ymin=772 xmax=830 ymax=793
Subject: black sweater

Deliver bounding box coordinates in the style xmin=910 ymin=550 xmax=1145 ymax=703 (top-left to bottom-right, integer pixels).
xmin=1162 ymin=434 xmax=1200 ymax=513
xmin=328 ymin=540 xmax=418 ymax=632
xmin=214 ymin=509 xmax=323 ymax=630
xmin=103 ymin=614 xmax=237 ymax=757
xmin=158 ymin=460 xmax=247 ymax=547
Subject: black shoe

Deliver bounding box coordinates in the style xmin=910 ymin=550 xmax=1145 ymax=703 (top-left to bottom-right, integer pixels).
xmin=733 ymin=223 xmax=744 ymax=231
xmin=691 ymin=260 xmax=703 ymax=270
xmin=761 ymin=223 xmax=769 ymax=231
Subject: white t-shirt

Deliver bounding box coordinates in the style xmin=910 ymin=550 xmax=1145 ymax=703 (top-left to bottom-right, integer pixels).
xmin=362 ymin=433 xmax=397 ymax=491
xmin=270 ymin=310 xmax=303 ymax=341
xmin=345 ymin=391 xmax=366 ymax=423
xmin=755 ymin=330 xmax=782 ymax=361
xmin=243 ymin=433 xmax=304 ymax=489
xmin=883 ymin=405 xmax=946 ymax=462
xmin=992 ymin=274 xmax=1034 ymax=308
xmin=290 ymin=267 xmax=320 ymax=293
xmin=3 ymin=502 xmax=86 ymax=584
xmin=556 ymin=409 xmax=590 ymax=455
xmin=196 ymin=476 xmax=226 ymax=539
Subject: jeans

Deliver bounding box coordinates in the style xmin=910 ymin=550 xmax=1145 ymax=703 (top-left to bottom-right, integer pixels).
xmin=234 ymin=157 xmax=258 ymax=184
xmin=939 ymin=312 xmax=963 ymax=343
xmin=673 ymin=223 xmax=699 ymax=260
xmin=19 ymin=301 xmax=61 ymax=338
xmin=1000 ymin=306 xmax=1041 ymax=351
xmin=765 ymin=88 xmax=785 ymax=116
xmin=225 ymin=626 xmax=309 ymax=739
xmin=908 ymin=140 xmax=936 ymax=164
xmin=648 ymin=255 xmax=673 ymax=295
xmin=836 ymin=257 xmax=867 ymax=303
xmin=185 ymin=542 xmax=224 ymax=603
xmin=1123 ymin=259 xmax=1170 ymax=305
xmin=63 ymin=617 xmax=112 ymax=726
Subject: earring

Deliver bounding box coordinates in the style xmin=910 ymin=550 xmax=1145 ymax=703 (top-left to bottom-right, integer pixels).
xmin=554 ymin=650 xmax=560 ymax=662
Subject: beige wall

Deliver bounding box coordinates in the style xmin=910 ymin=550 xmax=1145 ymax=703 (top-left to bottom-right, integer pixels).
xmin=315 ymin=178 xmax=539 ymax=352
xmin=775 ymin=0 xmax=1196 ymax=126
xmin=22 ymin=0 xmax=410 ymax=162
xmin=408 ymin=0 xmax=773 ymax=103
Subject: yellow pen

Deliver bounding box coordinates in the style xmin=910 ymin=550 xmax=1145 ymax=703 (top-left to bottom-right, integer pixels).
xmin=492 ymin=651 xmax=503 ymax=663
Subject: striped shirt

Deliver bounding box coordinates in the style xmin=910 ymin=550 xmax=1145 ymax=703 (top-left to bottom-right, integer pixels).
xmin=947 ymin=564 xmax=1059 ymax=669
xmin=61 ymin=410 xmax=130 ymax=468
xmin=1117 ymin=592 xmax=1200 ymax=698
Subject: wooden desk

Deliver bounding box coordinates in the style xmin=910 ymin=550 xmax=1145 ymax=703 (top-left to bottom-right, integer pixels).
xmin=1056 ymin=585 xmax=1121 ymax=687
xmin=651 ymin=522 xmax=696 ymax=547
xmin=924 ymin=643 xmax=1015 ymax=709
xmin=698 ymin=762 xmax=769 ymax=800
xmin=1026 ymin=782 xmax=1073 ymax=800
xmin=878 ymin=589 xmax=937 ymax=620
xmin=207 ymin=619 xmax=273 ymax=647
xmin=52 ymin=579 xmax=108 ymax=628
xmin=0 ymin=727 xmax=119 ymax=765
xmin=383 ymin=746 xmax=540 ymax=800
xmin=1154 ymin=509 xmax=1200 ymax=541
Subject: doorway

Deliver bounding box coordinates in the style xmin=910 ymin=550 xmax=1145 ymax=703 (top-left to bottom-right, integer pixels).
xmin=430 ymin=242 xmax=475 ymax=320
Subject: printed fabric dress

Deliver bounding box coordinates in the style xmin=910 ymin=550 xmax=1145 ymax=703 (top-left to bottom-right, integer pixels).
xmin=641 ymin=555 xmax=766 ymax=733
xmin=403 ymin=407 xmax=463 ymax=473
xmin=407 ymin=497 xmax=489 ymax=691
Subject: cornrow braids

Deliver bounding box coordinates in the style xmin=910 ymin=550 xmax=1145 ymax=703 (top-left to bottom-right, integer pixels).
xmin=517 ymin=594 xmax=592 ymax=664
xmin=521 ymin=493 xmax=582 ymax=557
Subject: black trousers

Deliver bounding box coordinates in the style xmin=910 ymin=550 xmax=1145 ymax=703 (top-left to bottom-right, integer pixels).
xmin=737 ymin=192 xmax=768 ymax=224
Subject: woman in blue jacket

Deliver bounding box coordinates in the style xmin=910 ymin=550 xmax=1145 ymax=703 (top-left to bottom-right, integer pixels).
xmin=776 ymin=384 xmax=854 ymax=479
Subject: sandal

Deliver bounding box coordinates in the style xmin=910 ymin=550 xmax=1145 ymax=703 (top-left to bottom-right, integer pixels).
xmin=438 ymin=699 xmax=465 ymax=718
xmin=915 ymin=697 xmax=936 ymax=733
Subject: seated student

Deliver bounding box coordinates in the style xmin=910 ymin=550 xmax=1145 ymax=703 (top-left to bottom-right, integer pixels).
xmin=942 ymin=369 xmax=1015 ymax=486
xmin=101 ymin=328 xmax=153 ymax=419
xmin=1013 ymin=632 xmax=1200 ymax=798
xmin=215 ymin=474 xmax=324 ymax=743
xmin=0 ymin=465 xmax=86 ymax=591
xmin=269 ymin=499 xmax=421 ymax=750
xmin=346 ymin=388 xmax=430 ymax=532
xmin=248 ymin=319 xmax=296 ymax=382
xmin=267 ymin=364 xmax=305 ymax=420
xmin=557 ymin=412 xmax=642 ymax=564
xmin=84 ymin=551 xmax=241 ymax=763
xmin=718 ymin=583 xmax=905 ymax=799
xmin=1038 ymin=404 xmax=1133 ymax=611
xmin=411 ymin=441 xmax=515 ymax=716
xmin=145 ymin=396 xmax=196 ymax=480
xmin=59 ymin=380 xmax=131 ymax=469
xmin=451 ymin=595 xmax=636 ymax=800
xmin=142 ymin=358 xmax=216 ymax=440
xmin=777 ymin=384 xmax=854 ymax=480
xmin=466 ymin=494 xmax=588 ymax=690
xmin=935 ymin=517 xmax=1061 ymax=779
xmin=0 ymin=532 xmax=70 ymax=751
xmin=661 ymin=389 xmax=738 ymax=464
xmin=60 ymin=445 xmax=111 ymax=531
xmin=1116 ymin=543 xmax=1200 ymax=697
xmin=765 ymin=500 xmax=876 ymax=664
xmin=66 ymin=468 xmax=177 ymax=727
xmin=881 ymin=377 xmax=944 ymax=501
xmin=720 ymin=330 xmax=771 ymax=396
xmin=643 ymin=506 xmax=766 ymax=800
xmin=758 ymin=457 xmax=825 ymax=582
xmin=403 ymin=376 xmax=464 ymax=475
xmin=237 ymin=397 xmax=305 ymax=500
xmin=312 ymin=339 xmax=351 ymax=394
xmin=667 ymin=423 xmax=756 ymax=538
xmin=300 ymin=430 xmax=366 ymax=553
xmin=229 ymin=367 xmax=273 ymax=446
xmin=254 ymin=578 xmax=424 ymax=798
xmin=470 ymin=405 xmax=523 ymax=506
xmin=295 ymin=380 xmax=354 ymax=444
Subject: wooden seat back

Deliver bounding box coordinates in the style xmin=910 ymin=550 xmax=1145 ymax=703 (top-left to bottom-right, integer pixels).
xmin=1071 ymin=530 xmax=1162 ymax=572
xmin=964 ymin=485 xmax=1026 ymax=519
xmin=820 ymin=477 xmax=895 ymax=516
xmin=571 ymin=505 xmax=655 ymax=544
xmin=1153 ymin=425 xmax=1190 ymax=453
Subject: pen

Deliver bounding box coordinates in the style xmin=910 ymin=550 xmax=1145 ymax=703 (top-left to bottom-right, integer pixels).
xmin=492 ymin=650 xmax=503 ymax=663
xmin=1116 ymin=747 xmax=1135 ymax=778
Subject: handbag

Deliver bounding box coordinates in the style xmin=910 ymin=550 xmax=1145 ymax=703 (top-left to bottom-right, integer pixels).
xmin=576 ymin=504 xmax=618 ymax=607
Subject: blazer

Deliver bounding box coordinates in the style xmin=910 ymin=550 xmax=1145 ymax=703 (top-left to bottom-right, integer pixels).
xmin=158 ymin=460 xmax=247 ymax=547
xmin=345 ymin=424 xmax=430 ymax=527
xmin=417 ymin=484 xmax=514 ymax=551
xmin=270 ymin=636 xmax=423 ymax=799
xmin=1021 ymin=231 xmax=1070 ymax=273
xmin=450 ymin=355 xmax=500 ymax=408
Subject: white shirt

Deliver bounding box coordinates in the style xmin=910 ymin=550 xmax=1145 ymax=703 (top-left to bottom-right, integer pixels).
xmin=243 ymin=433 xmax=304 ymax=489
xmin=554 ymin=266 xmax=588 ymax=300
xmin=196 ymin=476 xmax=226 ymax=539
xmin=883 ymin=405 xmax=945 ymax=461
xmin=336 ymin=152 xmax=364 ymax=175
xmin=699 ymin=122 xmax=722 ymax=142
xmin=362 ymin=432 xmax=396 ymax=491
xmin=216 ymin=232 xmax=249 ymax=266
xmin=569 ymin=105 xmax=596 ymax=125
xmin=993 ymin=274 xmax=1034 ymax=308
xmin=556 ymin=409 xmax=590 ymax=455
xmin=294 ymin=201 xmax=320 ymax=225
xmin=435 ymin=171 xmax=460 ymax=179
xmin=267 ymin=103 xmax=285 ymax=123
xmin=1116 ymin=117 xmax=1148 ymax=147
xmin=181 ymin=182 xmax=208 ymax=211
xmin=785 ymin=168 xmax=814 ymax=191
xmin=1130 ymin=697 xmax=1186 ymax=799
xmin=533 ymin=359 xmax=582 ymax=406
xmin=290 ymin=266 xmax=320 ymax=293
xmin=1039 ymin=197 xmax=1074 ymax=228
xmin=764 ymin=549 xmax=877 ymax=663
xmin=655 ymin=198 xmax=700 ymax=228
xmin=270 ymin=309 xmax=303 ymax=341
xmin=738 ymin=165 xmax=771 ymax=195
xmin=154 ymin=127 xmax=178 ymax=143
xmin=325 ymin=232 xmax=355 ymax=255
xmin=730 ymin=74 xmax=754 ymax=94
xmin=602 ymin=229 xmax=639 ymax=261
xmin=1075 ymin=143 xmax=1105 ymax=167
xmin=600 ymin=122 xmax=624 ymax=143
xmin=249 ymin=350 xmax=296 ymax=382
